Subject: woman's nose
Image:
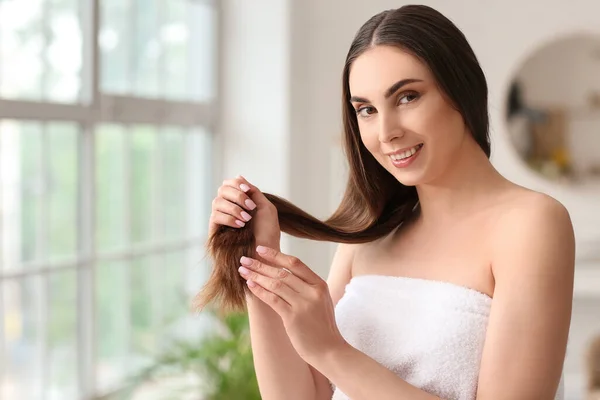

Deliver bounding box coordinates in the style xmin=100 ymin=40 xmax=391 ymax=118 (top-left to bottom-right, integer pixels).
xmin=378 ymin=113 xmax=404 ymax=143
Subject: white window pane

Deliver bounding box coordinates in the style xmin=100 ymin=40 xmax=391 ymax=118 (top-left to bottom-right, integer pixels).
xmin=96 ymin=252 xmax=192 ymax=393
xmin=47 ymin=123 xmax=78 ymax=262
xmin=46 ymin=0 xmax=82 ymax=102
xmin=100 ymin=0 xmax=217 ymax=101
xmin=96 ymin=125 xmax=211 ymax=251
xmin=100 ymin=0 xmax=130 ymax=94
xmin=47 ymin=269 xmax=77 ymax=400
xmin=0 ymin=121 xmax=77 ymax=270
xmin=162 ymin=0 xmax=188 ymax=100
xmin=0 ymin=123 xmax=21 ymax=272
xmin=161 ymin=127 xmax=186 ymax=240
xmin=130 ymin=255 xmax=156 ymax=364
xmin=162 ymin=250 xmax=187 ymax=325
xmin=96 ymin=125 xmax=127 ymax=253
xmin=0 ymin=121 xmax=41 ymax=270
xmin=187 ymin=128 xmax=213 ymax=238
xmin=0 ymin=0 xmax=44 ymax=100
xmin=0 ymin=0 xmax=82 ymax=102
xmin=96 ymin=260 xmax=129 ymax=394
xmin=132 ymin=0 xmax=160 ymax=97
xmin=1 ymin=276 xmax=44 ymax=400
xmin=131 ymin=126 xmax=157 ymax=245
xmin=19 ymin=123 xmax=44 ymax=265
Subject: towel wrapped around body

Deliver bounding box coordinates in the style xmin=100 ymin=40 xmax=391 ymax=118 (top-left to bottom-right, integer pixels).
xmin=331 ymin=275 xmax=564 ymax=400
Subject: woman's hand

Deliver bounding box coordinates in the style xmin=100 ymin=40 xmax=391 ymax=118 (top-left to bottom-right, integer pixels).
xmin=208 ymin=176 xmax=281 ymax=248
xmin=237 ymin=245 xmax=347 ymax=364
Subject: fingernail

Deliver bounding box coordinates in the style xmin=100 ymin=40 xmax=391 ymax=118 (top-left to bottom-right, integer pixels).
xmin=238 ymin=266 xmax=250 ymax=275
xmin=240 ymin=184 xmax=250 ymax=192
xmin=247 ymin=280 xmax=256 ymax=288
xmin=240 ymin=256 xmax=252 ymax=266
xmin=245 ymin=199 xmax=257 ymax=210
xmin=235 ymin=220 xmax=245 ymax=227
xmin=241 ymin=211 xmax=252 ymax=221
xmin=256 ymin=245 xmax=268 ymax=254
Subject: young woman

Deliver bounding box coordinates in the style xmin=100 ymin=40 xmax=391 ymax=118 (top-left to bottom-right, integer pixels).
xmin=206 ymin=5 xmax=574 ymax=400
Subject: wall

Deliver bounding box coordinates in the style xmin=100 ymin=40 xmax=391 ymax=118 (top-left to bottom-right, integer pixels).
xmin=219 ymin=0 xmax=291 ymax=201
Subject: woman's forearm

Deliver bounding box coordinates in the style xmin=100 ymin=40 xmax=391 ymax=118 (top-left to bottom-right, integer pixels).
xmin=247 ymin=295 xmax=318 ymax=400
xmin=312 ymin=342 xmax=441 ymax=400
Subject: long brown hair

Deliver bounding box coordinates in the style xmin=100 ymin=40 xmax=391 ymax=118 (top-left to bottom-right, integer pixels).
xmin=196 ymin=4 xmax=491 ymax=312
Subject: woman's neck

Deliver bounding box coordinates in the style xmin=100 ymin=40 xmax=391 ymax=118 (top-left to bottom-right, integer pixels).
xmin=415 ymin=137 xmax=509 ymax=228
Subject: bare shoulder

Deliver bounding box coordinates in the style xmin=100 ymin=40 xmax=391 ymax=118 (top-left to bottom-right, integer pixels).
xmin=352 ymin=221 xmax=403 ymax=261
xmin=327 ymin=242 xmax=362 ymax=306
xmin=494 ymin=187 xmax=573 ymax=237
xmin=491 ymin=185 xmax=575 ymax=275
xmin=327 ymin=235 xmax=392 ymax=304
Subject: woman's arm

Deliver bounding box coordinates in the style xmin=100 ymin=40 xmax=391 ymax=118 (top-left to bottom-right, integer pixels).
xmin=313 ymin=343 xmax=441 ymax=400
xmin=475 ymin=195 xmax=574 ymax=398
xmin=311 ymin=195 xmax=574 ymax=400
xmin=247 ymin=287 xmax=317 ymax=400
xmin=312 ymin=243 xmax=356 ymax=400
xmin=248 ymin=242 xmax=355 ymax=400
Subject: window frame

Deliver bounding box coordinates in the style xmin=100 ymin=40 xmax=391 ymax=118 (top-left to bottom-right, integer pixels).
xmin=0 ymin=0 xmax=220 ymax=397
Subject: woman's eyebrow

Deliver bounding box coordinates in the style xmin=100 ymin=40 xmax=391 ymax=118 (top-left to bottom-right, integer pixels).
xmin=350 ymin=78 xmax=423 ymax=103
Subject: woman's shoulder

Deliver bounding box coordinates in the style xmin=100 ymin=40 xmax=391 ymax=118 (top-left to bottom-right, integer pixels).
xmin=491 ymin=184 xmax=574 ymax=254
xmin=352 ymin=223 xmax=400 ymax=256
xmin=495 ymin=185 xmax=570 ymax=223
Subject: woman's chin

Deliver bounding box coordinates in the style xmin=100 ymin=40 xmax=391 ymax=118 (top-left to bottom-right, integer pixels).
xmin=390 ymin=170 xmax=426 ymax=187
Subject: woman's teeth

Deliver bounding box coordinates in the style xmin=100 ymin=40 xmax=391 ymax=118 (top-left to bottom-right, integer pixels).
xmin=390 ymin=144 xmax=423 ymax=161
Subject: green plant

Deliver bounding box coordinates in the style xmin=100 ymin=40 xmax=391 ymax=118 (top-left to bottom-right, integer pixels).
xmin=125 ymin=309 xmax=261 ymax=400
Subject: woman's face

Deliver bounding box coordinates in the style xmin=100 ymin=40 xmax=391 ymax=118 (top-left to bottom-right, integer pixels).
xmin=348 ymin=45 xmax=468 ymax=186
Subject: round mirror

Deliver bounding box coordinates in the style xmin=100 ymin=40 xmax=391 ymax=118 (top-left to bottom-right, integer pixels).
xmin=505 ymin=34 xmax=600 ymax=185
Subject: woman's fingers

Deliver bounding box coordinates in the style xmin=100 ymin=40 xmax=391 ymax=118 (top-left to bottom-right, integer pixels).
xmin=235 ymin=175 xmax=273 ymax=208
xmin=210 ymin=208 xmax=247 ymax=228
xmin=207 ymin=178 xmax=257 ymax=233
xmin=218 ymin=183 xmax=257 ymax=212
xmin=254 ymin=246 xmax=321 ymax=285
xmin=244 ymin=278 xmax=291 ymax=316
xmin=212 ymin=196 xmax=252 ymax=224
xmin=238 ymin=264 xmax=296 ymax=306
xmin=239 ymin=256 xmax=304 ymax=293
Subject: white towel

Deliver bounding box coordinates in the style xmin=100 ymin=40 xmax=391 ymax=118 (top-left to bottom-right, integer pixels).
xmin=331 ymin=275 xmax=564 ymax=400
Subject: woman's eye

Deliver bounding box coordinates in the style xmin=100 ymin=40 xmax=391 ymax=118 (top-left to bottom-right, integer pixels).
xmin=356 ymin=106 xmax=376 ymax=118
xmin=398 ymin=92 xmax=419 ymax=105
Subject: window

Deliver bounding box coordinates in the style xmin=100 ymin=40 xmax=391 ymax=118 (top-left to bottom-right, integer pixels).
xmin=0 ymin=0 xmax=217 ymax=398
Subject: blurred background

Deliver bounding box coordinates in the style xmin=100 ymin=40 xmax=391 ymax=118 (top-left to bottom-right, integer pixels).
xmin=0 ymin=0 xmax=598 ymax=399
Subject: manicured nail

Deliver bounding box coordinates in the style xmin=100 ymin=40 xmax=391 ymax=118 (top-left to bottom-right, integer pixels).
xmin=241 ymin=211 xmax=252 ymax=221
xmin=235 ymin=220 xmax=245 ymax=227
xmin=245 ymin=199 xmax=257 ymax=210
xmin=240 ymin=184 xmax=250 ymax=192
xmin=247 ymin=280 xmax=256 ymax=288
xmin=240 ymin=256 xmax=252 ymax=266
xmin=256 ymin=245 xmax=268 ymax=254
xmin=238 ymin=266 xmax=250 ymax=275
